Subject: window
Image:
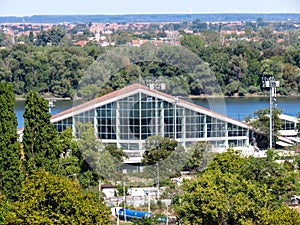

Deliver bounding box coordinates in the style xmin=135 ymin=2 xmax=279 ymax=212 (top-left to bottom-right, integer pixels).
xmin=185 ymin=109 xmax=205 ymax=138
xmin=281 ymin=119 xmax=295 ymax=130
xmin=53 ymin=117 xmax=73 ymax=133
xmin=207 ymin=117 xmax=226 ymax=137
xmin=96 ymin=103 xmax=116 ymax=140
xmin=119 ymin=94 xmax=140 ymax=140
xmin=228 ymin=123 xmax=247 ymax=137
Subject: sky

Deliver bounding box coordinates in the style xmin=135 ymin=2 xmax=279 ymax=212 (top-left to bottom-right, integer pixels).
xmin=1 ymin=0 xmax=300 ymax=16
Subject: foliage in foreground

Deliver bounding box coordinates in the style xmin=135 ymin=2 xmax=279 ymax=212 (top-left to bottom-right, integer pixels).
xmin=175 ymin=150 xmax=300 ymax=225
xmin=22 ymin=90 xmax=62 ymax=173
xmin=131 ymin=216 xmax=158 ymax=225
xmin=1 ymin=170 xmax=111 ymax=224
xmin=0 ymin=82 xmax=23 ymax=201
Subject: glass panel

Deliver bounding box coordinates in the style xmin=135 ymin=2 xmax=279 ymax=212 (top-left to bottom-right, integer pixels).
xmin=185 ymin=109 xmax=205 ymax=139
xmin=96 ymin=102 xmax=116 ymax=140
xmin=53 ymin=116 xmax=73 ymax=133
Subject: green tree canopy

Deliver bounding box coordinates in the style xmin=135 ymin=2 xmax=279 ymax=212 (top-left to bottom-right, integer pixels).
xmin=142 ymin=135 xmax=178 ymax=165
xmin=76 ymin=122 xmax=123 ymax=183
xmin=248 ymin=107 xmax=282 ymax=148
xmin=184 ymin=141 xmax=211 ymax=171
xmin=0 ymin=82 xmax=23 ymax=200
xmin=2 ymin=170 xmax=111 ymax=224
xmin=56 ymin=127 xmax=81 ymax=180
xmin=22 ymin=91 xmax=62 ymax=173
xmin=180 ymin=34 xmax=205 ymax=55
xmin=142 ymin=135 xmax=189 ymax=182
xmin=175 ymin=150 xmax=300 ymax=225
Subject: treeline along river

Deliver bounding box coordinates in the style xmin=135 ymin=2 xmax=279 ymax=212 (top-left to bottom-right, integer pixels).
xmin=15 ymin=96 xmax=300 ymax=128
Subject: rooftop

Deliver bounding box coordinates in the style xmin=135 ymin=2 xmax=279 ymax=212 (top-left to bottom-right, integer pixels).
xmin=51 ymin=83 xmax=249 ymax=128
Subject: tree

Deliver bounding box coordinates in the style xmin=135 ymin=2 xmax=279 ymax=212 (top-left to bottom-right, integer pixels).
xmin=22 ymin=91 xmax=61 ymax=173
xmin=142 ymin=135 xmax=178 ymax=165
xmin=184 ymin=141 xmax=211 ymax=171
xmin=35 ymin=26 xmax=66 ymax=46
xmin=2 ymin=170 xmax=111 ymax=224
xmin=0 ymin=194 xmax=14 ymax=224
xmin=224 ymin=79 xmax=239 ymax=96
xmin=48 ymin=50 xmax=81 ymax=98
xmin=241 ymin=150 xmax=300 ymax=202
xmin=261 ymin=59 xmax=283 ymax=82
xmin=132 ymin=217 xmax=158 ymax=225
xmin=115 ymin=32 xmax=132 ymax=45
xmin=105 ymin=144 xmax=128 ymax=161
xmin=76 ymin=122 xmax=121 ymax=183
xmin=259 ymin=206 xmax=300 ymax=225
xmin=281 ymin=63 xmax=300 ymax=94
xmin=0 ymin=32 xmax=14 ymax=47
xmin=180 ymin=34 xmax=205 ymax=56
xmin=142 ymin=135 xmax=189 ymax=182
xmin=0 ymin=82 xmax=23 ymax=200
xmin=201 ymin=30 xmax=221 ymax=47
xmin=286 ymin=29 xmax=300 ymax=46
xmin=28 ymin=31 xmax=34 ymax=44
xmin=258 ymin=26 xmax=275 ymax=40
xmin=56 ymin=127 xmax=81 ymax=179
xmin=190 ymin=19 xmax=208 ymax=33
xmin=229 ymin=54 xmax=248 ymax=88
xmin=175 ymin=150 xmax=300 ymax=225
xmin=7 ymin=48 xmax=35 ymax=95
xmin=176 ymin=170 xmax=271 ymax=224
xmin=249 ymin=107 xmax=283 ymax=149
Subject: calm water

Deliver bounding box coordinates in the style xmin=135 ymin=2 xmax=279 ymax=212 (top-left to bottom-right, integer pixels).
xmin=15 ymin=97 xmax=300 ymax=128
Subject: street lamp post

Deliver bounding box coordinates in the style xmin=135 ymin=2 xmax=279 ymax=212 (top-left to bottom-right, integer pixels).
xmin=123 ymin=181 xmax=126 ymax=222
xmin=262 ymin=76 xmax=280 ymax=149
xmin=166 ymin=203 xmax=169 ymax=225
xmin=144 ymin=190 xmax=151 ymax=213
xmin=157 ymin=162 xmax=160 ymax=200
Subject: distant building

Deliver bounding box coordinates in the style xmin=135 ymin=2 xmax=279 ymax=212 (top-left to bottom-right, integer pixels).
xmin=127 ymin=187 xmax=158 ymax=198
xmin=51 ymin=83 xmax=254 ymax=163
xmin=101 ymin=184 xmax=117 ymax=199
xmin=277 ymin=114 xmax=299 ymax=148
xmin=74 ymin=40 xmax=87 ymax=47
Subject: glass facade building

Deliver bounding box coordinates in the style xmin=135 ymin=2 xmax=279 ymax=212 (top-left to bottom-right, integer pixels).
xmin=51 ymin=84 xmax=251 ymax=162
xmin=277 ymin=114 xmax=299 ymax=148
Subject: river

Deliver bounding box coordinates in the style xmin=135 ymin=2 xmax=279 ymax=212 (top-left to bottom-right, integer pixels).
xmin=15 ymin=96 xmax=300 ymax=128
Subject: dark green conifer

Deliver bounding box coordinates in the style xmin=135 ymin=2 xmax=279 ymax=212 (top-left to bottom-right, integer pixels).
xmin=0 ymin=82 xmax=23 ymax=200
xmin=23 ymin=91 xmax=61 ymax=173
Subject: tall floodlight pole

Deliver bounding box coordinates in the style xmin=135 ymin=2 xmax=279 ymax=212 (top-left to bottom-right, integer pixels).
xmin=262 ymin=76 xmax=280 ymax=149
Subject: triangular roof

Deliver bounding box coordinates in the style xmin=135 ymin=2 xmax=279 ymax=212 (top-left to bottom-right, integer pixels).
xmin=51 ymin=83 xmax=249 ymax=128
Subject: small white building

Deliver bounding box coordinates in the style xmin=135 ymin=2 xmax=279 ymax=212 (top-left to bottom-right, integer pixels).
xmin=277 ymin=114 xmax=299 ymax=149
xmin=101 ymin=184 xmax=117 ymax=199
xmin=127 ymin=187 xmax=158 ymax=198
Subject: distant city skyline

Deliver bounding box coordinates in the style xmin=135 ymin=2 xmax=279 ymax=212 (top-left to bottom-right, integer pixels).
xmin=1 ymin=0 xmax=300 ymax=16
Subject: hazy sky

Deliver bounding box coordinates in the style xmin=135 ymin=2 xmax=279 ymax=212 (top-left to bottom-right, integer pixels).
xmin=1 ymin=0 xmax=300 ymax=16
